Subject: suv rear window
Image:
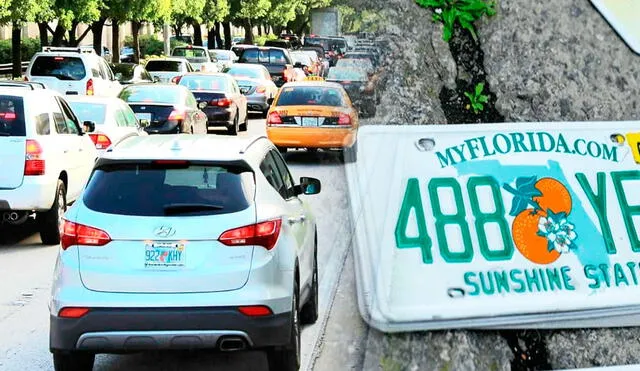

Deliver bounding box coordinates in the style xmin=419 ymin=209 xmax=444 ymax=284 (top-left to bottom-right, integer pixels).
xmin=240 ymin=49 xmax=289 ymax=65
xmin=145 ymin=60 xmax=182 ymax=72
xmin=83 ymin=163 xmax=254 ymax=216
xmin=30 ymin=56 xmax=86 ymax=81
xmin=0 ymin=95 xmax=26 ymax=136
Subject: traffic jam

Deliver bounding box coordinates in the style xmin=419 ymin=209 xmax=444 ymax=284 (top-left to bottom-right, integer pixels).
xmin=0 ymin=33 xmax=381 ymax=371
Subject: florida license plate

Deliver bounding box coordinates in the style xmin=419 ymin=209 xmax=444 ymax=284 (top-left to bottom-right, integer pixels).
xmin=145 ymin=242 xmax=186 ymax=268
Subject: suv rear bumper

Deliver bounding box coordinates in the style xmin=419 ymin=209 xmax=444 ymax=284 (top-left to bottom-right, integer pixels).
xmin=0 ymin=177 xmax=58 ymax=212
xmin=50 ymin=307 xmax=291 ymax=352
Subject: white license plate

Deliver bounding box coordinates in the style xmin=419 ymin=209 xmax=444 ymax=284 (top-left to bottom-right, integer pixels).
xmin=347 ymin=122 xmax=640 ymax=332
xmin=294 ymin=117 xmax=324 ymax=127
xmin=135 ymin=113 xmax=152 ymax=123
xmin=145 ymin=242 xmax=186 ymax=268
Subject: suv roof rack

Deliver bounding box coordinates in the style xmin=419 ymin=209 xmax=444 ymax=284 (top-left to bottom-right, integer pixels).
xmin=0 ymin=81 xmax=47 ymax=90
xmin=41 ymin=46 xmax=96 ymax=54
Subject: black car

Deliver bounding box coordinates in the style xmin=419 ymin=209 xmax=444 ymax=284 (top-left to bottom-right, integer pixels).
xmin=264 ymin=39 xmax=293 ymax=49
xmin=279 ymin=34 xmax=302 ymax=48
xmin=237 ymin=47 xmax=295 ymax=87
xmin=111 ymin=63 xmax=155 ymax=85
xmin=178 ymin=73 xmax=249 ymax=135
xmin=326 ymin=67 xmax=377 ymax=118
xmin=118 ymin=84 xmax=208 ymax=135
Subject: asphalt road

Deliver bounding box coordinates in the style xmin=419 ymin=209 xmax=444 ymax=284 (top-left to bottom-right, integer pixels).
xmin=0 ymin=115 xmax=356 ymax=371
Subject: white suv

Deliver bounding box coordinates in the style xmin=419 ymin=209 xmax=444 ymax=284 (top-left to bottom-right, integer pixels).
xmin=0 ymin=83 xmax=98 ymax=244
xmin=26 ymin=46 xmax=122 ymax=97
xmin=50 ymin=134 xmax=321 ymax=371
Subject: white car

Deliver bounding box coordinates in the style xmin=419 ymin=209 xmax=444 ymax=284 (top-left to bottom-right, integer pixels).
xmin=50 ymin=134 xmax=321 ymax=371
xmin=171 ymin=46 xmax=219 ymax=73
xmin=0 ymin=83 xmax=97 ymax=244
xmin=26 ymin=46 xmax=122 ymax=97
xmin=66 ymin=96 xmax=147 ymax=156
xmin=144 ymin=58 xmax=196 ymax=83
xmin=210 ymin=49 xmax=238 ymax=71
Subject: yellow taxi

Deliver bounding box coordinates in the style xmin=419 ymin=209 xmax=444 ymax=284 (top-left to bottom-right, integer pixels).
xmin=266 ymin=81 xmax=359 ymax=161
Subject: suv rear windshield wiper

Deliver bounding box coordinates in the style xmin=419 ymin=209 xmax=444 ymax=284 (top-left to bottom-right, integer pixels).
xmin=163 ymin=203 xmax=224 ymax=215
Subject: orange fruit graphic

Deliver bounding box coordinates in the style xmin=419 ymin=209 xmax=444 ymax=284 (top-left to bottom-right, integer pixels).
xmin=511 ymin=178 xmax=571 ymax=265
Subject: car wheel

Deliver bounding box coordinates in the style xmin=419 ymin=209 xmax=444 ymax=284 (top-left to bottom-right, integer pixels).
xmin=228 ymin=114 xmax=238 ymax=136
xmin=53 ymin=352 xmax=95 ymax=371
xmin=267 ymin=281 xmax=300 ymax=371
xmin=240 ymin=111 xmax=248 ymax=132
xmin=38 ymin=180 xmax=66 ymax=245
xmin=343 ymin=141 xmax=357 ymax=164
xmin=301 ymin=245 xmax=319 ymax=324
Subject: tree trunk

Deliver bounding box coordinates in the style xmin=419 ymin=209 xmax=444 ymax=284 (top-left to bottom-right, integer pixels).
xmin=207 ymin=27 xmax=216 ymax=49
xmin=173 ymin=24 xmax=181 ymax=37
xmin=68 ymin=21 xmax=79 ymax=46
xmin=223 ymin=22 xmax=232 ymax=49
xmin=12 ymin=24 xmax=22 ymax=78
xmin=112 ymin=19 xmax=120 ymax=63
xmin=192 ymin=21 xmax=202 ymax=46
xmin=132 ymin=21 xmax=141 ymax=63
xmin=243 ymin=19 xmax=253 ymax=45
xmin=91 ymin=18 xmax=107 ymax=56
xmin=214 ymin=22 xmax=223 ymax=49
xmin=257 ymin=24 xmax=262 ymax=36
xmin=52 ymin=24 xmax=66 ymax=46
xmin=38 ymin=22 xmax=49 ymax=47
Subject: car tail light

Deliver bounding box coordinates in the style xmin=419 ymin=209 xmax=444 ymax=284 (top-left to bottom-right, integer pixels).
xmin=0 ymin=112 xmax=16 ymax=120
xmin=171 ymin=75 xmax=182 ymax=84
xmin=24 ymin=139 xmax=45 ymax=176
xmin=59 ymin=307 xmax=90 ymax=318
xmin=256 ymin=86 xmax=266 ymax=94
xmin=218 ymin=219 xmax=282 ymax=251
xmin=86 ymin=78 xmax=94 ymax=96
xmin=88 ymin=134 xmax=112 ymax=149
xmin=212 ymin=98 xmax=232 ymax=107
xmin=60 ymin=220 xmax=112 ymax=250
xmin=238 ymin=306 xmax=273 ymax=317
xmin=168 ymin=109 xmax=186 ymax=121
xmin=266 ymin=111 xmax=283 ymax=126
xmin=338 ymin=113 xmax=352 ymax=126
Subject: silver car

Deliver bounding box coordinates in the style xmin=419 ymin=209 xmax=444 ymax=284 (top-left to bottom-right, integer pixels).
xmin=225 ymin=63 xmax=278 ymax=116
xmin=49 ymin=134 xmax=321 ymax=371
xmin=144 ymin=58 xmax=195 ymax=83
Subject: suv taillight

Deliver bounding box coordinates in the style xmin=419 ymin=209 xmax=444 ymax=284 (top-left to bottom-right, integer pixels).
xmin=218 ymin=219 xmax=282 ymax=251
xmin=89 ymin=134 xmax=112 ymax=149
xmin=266 ymin=111 xmax=283 ymax=126
xmin=61 ymin=220 xmax=112 ymax=250
xmin=24 ymin=139 xmax=45 ymax=176
xmin=338 ymin=113 xmax=352 ymax=126
xmin=86 ymin=78 xmax=94 ymax=96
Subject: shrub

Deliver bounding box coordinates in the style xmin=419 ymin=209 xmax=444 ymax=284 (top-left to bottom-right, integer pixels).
xmin=0 ymin=38 xmax=42 ymax=64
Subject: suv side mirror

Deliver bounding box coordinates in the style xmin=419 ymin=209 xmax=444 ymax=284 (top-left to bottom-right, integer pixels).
xmin=296 ymin=177 xmax=321 ymax=195
xmin=267 ymin=97 xmax=274 ymax=106
xmin=83 ymin=121 xmax=96 ymax=133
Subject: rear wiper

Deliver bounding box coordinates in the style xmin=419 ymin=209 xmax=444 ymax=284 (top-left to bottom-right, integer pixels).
xmin=163 ymin=203 xmax=224 ymax=215
xmin=0 ymin=132 xmax=10 ymax=136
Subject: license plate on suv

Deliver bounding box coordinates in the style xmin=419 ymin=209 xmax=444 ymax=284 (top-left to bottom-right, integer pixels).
xmin=145 ymin=242 xmax=186 ymax=268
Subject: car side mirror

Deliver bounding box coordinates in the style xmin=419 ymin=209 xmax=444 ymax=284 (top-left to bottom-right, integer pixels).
xmin=267 ymin=97 xmax=274 ymax=106
xmin=153 ymin=76 xmax=160 ymax=83
xmin=297 ymin=177 xmax=321 ymax=195
xmin=114 ymin=72 xmax=123 ymax=80
xmin=83 ymin=121 xmax=96 ymax=133
xmin=198 ymin=101 xmax=208 ymax=110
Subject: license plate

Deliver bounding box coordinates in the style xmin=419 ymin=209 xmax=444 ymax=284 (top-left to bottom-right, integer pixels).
xmin=347 ymin=122 xmax=640 ymax=332
xmin=135 ymin=113 xmax=152 ymax=124
xmin=294 ymin=117 xmax=324 ymax=127
xmin=145 ymin=242 xmax=186 ymax=268
xmin=240 ymin=86 xmax=250 ymax=94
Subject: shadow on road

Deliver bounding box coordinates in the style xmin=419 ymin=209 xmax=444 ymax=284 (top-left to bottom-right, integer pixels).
xmin=282 ymin=149 xmax=345 ymax=167
xmin=0 ymin=219 xmax=40 ymax=246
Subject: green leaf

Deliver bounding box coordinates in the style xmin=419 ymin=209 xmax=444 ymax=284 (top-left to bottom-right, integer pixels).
xmin=477 ymin=95 xmax=489 ymax=103
xmin=464 ymin=91 xmax=473 ymax=100
xmin=503 ymin=177 xmax=543 ymax=216
xmin=442 ymin=25 xmax=453 ymax=41
xmin=475 ymin=82 xmax=485 ymax=95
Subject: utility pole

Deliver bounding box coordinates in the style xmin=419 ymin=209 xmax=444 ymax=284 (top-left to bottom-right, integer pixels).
xmin=163 ymin=23 xmax=170 ymax=56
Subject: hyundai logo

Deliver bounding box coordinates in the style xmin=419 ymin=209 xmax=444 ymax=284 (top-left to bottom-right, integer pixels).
xmin=154 ymin=226 xmax=176 ymax=238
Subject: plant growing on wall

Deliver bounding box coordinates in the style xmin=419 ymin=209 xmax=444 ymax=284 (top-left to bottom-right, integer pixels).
xmin=464 ymin=82 xmax=489 ymax=113
xmin=415 ymin=0 xmax=496 ymax=41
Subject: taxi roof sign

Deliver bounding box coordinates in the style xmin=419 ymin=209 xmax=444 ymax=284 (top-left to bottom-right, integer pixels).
xmin=304 ymin=76 xmax=325 ymax=81
xmin=346 ymin=122 xmax=640 ymax=332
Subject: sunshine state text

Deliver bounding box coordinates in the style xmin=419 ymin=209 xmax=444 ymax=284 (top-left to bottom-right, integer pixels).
xmin=463 ymin=262 xmax=640 ymax=296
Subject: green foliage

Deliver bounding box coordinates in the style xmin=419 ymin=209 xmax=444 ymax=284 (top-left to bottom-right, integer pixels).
xmin=254 ymin=33 xmax=278 ymax=46
xmin=0 ymin=38 xmax=41 ymax=64
xmin=464 ymin=82 xmax=490 ymax=113
xmin=415 ymin=0 xmax=496 ymax=41
xmin=124 ymin=35 xmax=186 ymax=57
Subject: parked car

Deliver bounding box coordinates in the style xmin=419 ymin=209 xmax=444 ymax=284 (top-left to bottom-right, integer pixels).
xmin=119 ymin=46 xmax=135 ymax=63
xmin=144 ymin=58 xmax=195 ymax=83
xmin=49 ymin=134 xmax=321 ymax=371
xmin=266 ymin=81 xmax=359 ymax=162
xmin=110 ymin=63 xmax=156 ymax=85
xmin=326 ymin=67 xmax=377 ymax=118
xmin=26 ymin=46 xmax=122 ymax=97
xmin=209 ymin=49 xmax=237 ymax=71
xmin=237 ymin=47 xmax=295 ymax=87
xmin=0 ymin=83 xmax=97 ymax=245
xmin=178 ymin=73 xmax=248 ymax=135
xmin=171 ymin=45 xmax=219 ymax=72
xmin=118 ymin=83 xmax=208 ymax=135
xmin=224 ymin=64 xmax=278 ymax=116
xmin=66 ymin=95 xmax=147 ymax=156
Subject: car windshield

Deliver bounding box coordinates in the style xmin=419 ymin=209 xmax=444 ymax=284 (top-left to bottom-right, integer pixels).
xmin=173 ymin=48 xmax=207 ymax=58
xmin=226 ymin=65 xmax=263 ymax=79
xmin=145 ymin=60 xmax=182 ymax=72
xmin=67 ymin=101 xmax=107 ymax=124
xmin=0 ymin=95 xmax=25 ymax=136
xmin=327 ymin=68 xmax=367 ymax=81
xmin=179 ymin=75 xmax=229 ymax=91
xmin=276 ymin=86 xmax=345 ymax=107
xmin=83 ymin=163 xmax=254 ymax=216
xmin=119 ymin=86 xmax=182 ymax=104
xmin=30 ymin=56 xmax=86 ymax=81
xmin=110 ymin=64 xmax=135 ymax=81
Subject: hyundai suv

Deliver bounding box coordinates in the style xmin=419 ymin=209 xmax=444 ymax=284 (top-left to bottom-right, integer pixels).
xmin=49 ymin=134 xmax=321 ymax=371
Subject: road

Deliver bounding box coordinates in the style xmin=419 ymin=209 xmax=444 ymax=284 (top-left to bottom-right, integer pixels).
xmin=0 ymin=115 xmax=358 ymax=371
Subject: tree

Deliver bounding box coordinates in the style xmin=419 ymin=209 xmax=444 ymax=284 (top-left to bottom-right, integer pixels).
xmin=230 ymin=0 xmax=271 ymax=45
xmin=202 ymin=0 xmax=230 ymax=49
xmin=128 ymin=0 xmax=172 ymax=62
xmin=171 ymin=0 xmax=206 ymax=46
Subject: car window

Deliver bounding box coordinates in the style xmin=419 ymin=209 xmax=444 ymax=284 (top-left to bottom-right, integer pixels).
xmin=145 ymin=60 xmax=182 ymax=72
xmin=227 ymin=65 xmax=262 ymax=79
xmin=179 ymin=75 xmax=229 ymax=91
xmin=100 ymin=59 xmax=115 ymax=80
xmin=0 ymin=95 xmax=26 ymax=137
xmin=68 ymin=101 xmax=107 ymax=125
xmin=260 ymin=151 xmax=287 ymax=199
xmin=34 ymin=112 xmax=51 ymax=135
xmin=114 ymin=108 xmax=128 ymax=127
xmin=269 ymin=50 xmax=288 ymax=64
xmin=57 ymin=98 xmax=81 ymax=134
xmin=119 ymin=86 xmax=182 ymax=104
xmin=185 ymin=92 xmax=197 ymax=109
xmin=30 ymin=56 xmax=86 ymax=81
xmin=83 ymin=163 xmax=254 ymax=216
xmin=91 ymin=61 xmax=103 ymax=79
xmin=270 ymin=149 xmax=295 ymax=198
xmin=121 ymin=104 xmax=138 ymax=127
xmin=276 ymin=86 xmax=346 ymax=107
xmin=50 ymin=98 xmax=68 ymax=134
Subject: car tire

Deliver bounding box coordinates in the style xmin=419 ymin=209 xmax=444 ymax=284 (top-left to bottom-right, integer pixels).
xmin=343 ymin=141 xmax=357 ymax=164
xmin=267 ymin=281 xmax=301 ymax=371
xmin=38 ymin=180 xmax=66 ymax=245
xmin=228 ymin=114 xmax=238 ymax=136
xmin=301 ymin=245 xmax=319 ymax=325
xmin=53 ymin=352 xmax=95 ymax=371
xmin=240 ymin=111 xmax=248 ymax=132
